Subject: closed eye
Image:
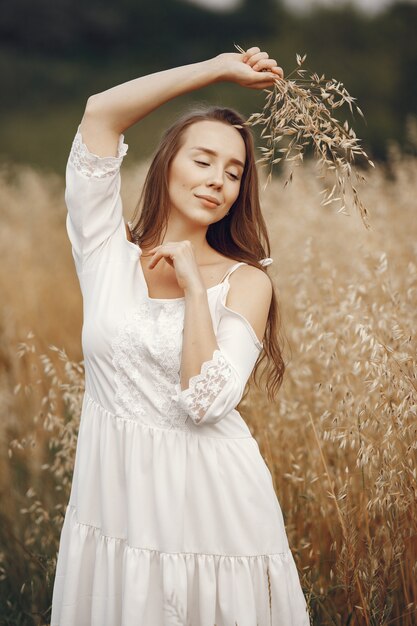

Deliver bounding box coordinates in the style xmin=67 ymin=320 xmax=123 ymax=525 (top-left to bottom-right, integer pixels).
xmin=194 ymin=160 xmax=240 ymax=181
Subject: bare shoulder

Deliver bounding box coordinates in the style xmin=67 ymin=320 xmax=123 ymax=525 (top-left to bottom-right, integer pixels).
xmin=228 ymin=264 xmax=273 ymax=310
xmin=225 ymin=264 xmax=273 ymax=344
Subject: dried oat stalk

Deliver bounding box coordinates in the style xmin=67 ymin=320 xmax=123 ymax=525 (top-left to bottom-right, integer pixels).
xmin=235 ymin=44 xmax=375 ymax=229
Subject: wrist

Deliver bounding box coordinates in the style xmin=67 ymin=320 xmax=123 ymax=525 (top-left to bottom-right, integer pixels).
xmin=183 ymin=284 xmax=208 ymax=301
xmin=202 ymin=56 xmax=227 ymax=84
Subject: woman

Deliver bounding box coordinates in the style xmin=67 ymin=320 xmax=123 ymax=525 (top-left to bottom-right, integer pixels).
xmin=50 ymin=46 xmax=310 ymax=625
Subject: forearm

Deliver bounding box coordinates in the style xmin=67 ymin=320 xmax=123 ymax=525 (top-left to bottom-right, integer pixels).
xmin=176 ymin=289 xmax=261 ymax=426
xmin=180 ymin=291 xmax=219 ymax=390
xmin=86 ymin=57 xmax=224 ymax=134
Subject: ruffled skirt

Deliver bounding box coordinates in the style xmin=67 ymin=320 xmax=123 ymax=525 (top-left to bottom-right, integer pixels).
xmin=50 ymin=392 xmax=310 ymax=626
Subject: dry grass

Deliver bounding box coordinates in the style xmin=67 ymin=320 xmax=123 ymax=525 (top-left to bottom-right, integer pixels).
xmin=0 ymin=135 xmax=416 ymax=624
xmin=235 ymin=46 xmax=375 ymax=230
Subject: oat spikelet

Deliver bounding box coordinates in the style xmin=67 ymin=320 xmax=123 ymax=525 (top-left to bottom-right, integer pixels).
xmin=234 ymin=44 xmax=375 ymax=229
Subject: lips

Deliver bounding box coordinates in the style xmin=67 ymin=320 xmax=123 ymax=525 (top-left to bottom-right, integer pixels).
xmin=195 ymin=194 xmax=221 ymax=206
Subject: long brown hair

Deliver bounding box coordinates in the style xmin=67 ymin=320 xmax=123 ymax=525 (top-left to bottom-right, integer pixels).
xmin=129 ymin=104 xmax=287 ymax=401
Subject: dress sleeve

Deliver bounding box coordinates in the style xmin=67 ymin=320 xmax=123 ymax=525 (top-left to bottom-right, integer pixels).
xmin=172 ymin=303 xmax=263 ymax=427
xmin=65 ymin=125 xmax=129 ymax=272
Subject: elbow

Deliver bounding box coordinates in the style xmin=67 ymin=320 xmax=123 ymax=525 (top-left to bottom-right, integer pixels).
xmin=79 ymin=95 xmax=116 ymax=138
xmin=173 ymin=350 xmax=245 ymax=427
xmin=181 ymin=379 xmax=244 ymax=427
xmin=84 ymin=93 xmax=105 ymax=118
xmin=78 ymin=95 xmax=102 ymax=133
xmin=189 ymin=409 xmax=225 ymax=427
xmin=82 ymin=94 xmax=123 ymax=135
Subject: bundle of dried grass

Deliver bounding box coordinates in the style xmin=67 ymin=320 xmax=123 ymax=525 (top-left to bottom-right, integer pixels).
xmin=235 ymin=44 xmax=375 ymax=229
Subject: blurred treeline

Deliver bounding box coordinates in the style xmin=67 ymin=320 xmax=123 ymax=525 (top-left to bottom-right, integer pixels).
xmin=1 ymin=0 xmax=416 ymax=172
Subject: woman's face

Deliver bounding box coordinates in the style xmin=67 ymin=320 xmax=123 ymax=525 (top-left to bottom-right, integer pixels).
xmin=167 ymin=120 xmax=246 ymax=225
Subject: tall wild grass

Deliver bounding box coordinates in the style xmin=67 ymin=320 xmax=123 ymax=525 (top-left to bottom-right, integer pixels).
xmin=0 ymin=136 xmax=416 ymax=625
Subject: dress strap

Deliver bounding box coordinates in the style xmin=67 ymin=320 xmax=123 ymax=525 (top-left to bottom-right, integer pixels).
xmin=218 ymin=262 xmax=248 ymax=285
xmin=218 ymin=257 xmax=273 ymax=285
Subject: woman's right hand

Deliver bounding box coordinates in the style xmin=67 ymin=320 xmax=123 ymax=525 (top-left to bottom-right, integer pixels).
xmin=213 ymin=46 xmax=284 ymax=90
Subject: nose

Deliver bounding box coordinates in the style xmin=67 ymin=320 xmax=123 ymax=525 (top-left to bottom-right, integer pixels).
xmin=206 ymin=168 xmax=223 ymax=188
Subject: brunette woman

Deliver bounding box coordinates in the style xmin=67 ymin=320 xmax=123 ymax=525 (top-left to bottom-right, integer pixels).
xmin=50 ymin=46 xmax=310 ymax=626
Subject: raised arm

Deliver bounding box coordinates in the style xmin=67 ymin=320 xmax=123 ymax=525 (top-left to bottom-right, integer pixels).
xmin=79 ymin=48 xmax=283 ymax=157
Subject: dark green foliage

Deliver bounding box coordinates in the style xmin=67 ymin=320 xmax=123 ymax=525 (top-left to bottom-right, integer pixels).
xmin=0 ymin=1 xmax=416 ymax=166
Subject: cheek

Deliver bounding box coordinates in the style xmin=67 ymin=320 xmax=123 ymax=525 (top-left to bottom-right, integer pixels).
xmin=229 ymin=182 xmax=241 ymax=204
xmin=168 ymin=173 xmax=186 ymax=199
xmin=169 ymin=163 xmax=195 ymax=192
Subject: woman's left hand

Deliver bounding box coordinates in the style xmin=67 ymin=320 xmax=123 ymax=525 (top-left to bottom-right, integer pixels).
xmin=147 ymin=240 xmax=205 ymax=294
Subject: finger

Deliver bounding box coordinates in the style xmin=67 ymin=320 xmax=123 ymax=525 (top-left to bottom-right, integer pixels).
xmin=250 ymin=75 xmax=280 ymax=89
xmin=252 ymin=58 xmax=278 ymax=72
xmin=258 ymin=63 xmax=284 ymax=80
xmin=253 ymin=69 xmax=279 ymax=81
xmin=242 ymin=46 xmax=260 ymax=62
xmin=273 ymin=66 xmax=284 ymax=79
xmin=251 ymin=82 xmax=277 ymax=91
xmin=148 ymin=249 xmax=167 ymax=268
xmin=245 ymin=51 xmax=269 ymax=68
xmin=148 ymin=253 xmax=160 ymax=269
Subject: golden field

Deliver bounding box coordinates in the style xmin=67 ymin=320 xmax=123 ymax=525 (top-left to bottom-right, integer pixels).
xmin=0 ymin=141 xmax=416 ymax=625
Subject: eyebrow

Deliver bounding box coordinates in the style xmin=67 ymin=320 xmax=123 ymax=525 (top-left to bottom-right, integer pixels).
xmin=190 ymin=146 xmax=245 ymax=169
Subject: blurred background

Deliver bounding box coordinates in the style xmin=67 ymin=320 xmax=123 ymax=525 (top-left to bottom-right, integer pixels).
xmin=1 ymin=1 xmax=417 ymax=625
xmin=1 ymin=0 xmax=417 ymax=171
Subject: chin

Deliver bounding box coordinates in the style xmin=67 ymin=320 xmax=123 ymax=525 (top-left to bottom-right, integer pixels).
xmin=188 ymin=209 xmax=216 ymax=222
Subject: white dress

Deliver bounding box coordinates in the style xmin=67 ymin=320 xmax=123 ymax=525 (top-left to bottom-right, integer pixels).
xmin=50 ymin=127 xmax=310 ymax=626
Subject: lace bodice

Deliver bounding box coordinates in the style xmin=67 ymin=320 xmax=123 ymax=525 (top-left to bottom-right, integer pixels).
xmin=110 ymin=299 xmax=191 ymax=431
